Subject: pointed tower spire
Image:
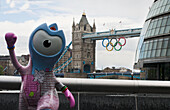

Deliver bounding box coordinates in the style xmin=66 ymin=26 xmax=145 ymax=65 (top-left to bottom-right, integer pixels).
xmin=72 ymin=18 xmax=75 ymax=31
xmin=72 ymin=18 xmax=75 ymax=27
xmin=93 ymin=19 xmax=96 ymax=28
xmin=79 ymin=11 xmax=89 ymax=26
xmin=93 ymin=19 xmax=96 ymax=32
xmin=82 ymin=11 xmax=86 ymax=16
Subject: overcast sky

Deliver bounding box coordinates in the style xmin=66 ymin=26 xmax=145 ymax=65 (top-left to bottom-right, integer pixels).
xmin=0 ymin=0 xmax=154 ymax=70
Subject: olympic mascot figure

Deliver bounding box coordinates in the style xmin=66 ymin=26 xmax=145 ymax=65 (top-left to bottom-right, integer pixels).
xmin=5 ymin=23 xmax=75 ymax=110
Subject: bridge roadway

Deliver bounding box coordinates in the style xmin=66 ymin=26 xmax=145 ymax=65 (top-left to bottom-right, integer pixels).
xmin=82 ymin=28 xmax=142 ymax=40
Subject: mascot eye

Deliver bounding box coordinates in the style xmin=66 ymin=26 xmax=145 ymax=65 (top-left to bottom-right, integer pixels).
xmin=33 ymin=30 xmax=62 ymax=56
xmin=43 ymin=40 xmax=51 ymax=48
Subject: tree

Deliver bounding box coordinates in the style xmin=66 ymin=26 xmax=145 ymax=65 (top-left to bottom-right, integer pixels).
xmin=0 ymin=65 xmax=4 ymax=75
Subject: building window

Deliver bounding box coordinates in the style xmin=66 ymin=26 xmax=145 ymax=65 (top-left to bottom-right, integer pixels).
xmin=167 ymin=49 xmax=170 ymax=56
xmin=87 ymin=52 xmax=90 ymax=58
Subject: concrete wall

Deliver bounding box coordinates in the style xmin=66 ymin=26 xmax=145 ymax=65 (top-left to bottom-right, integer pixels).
xmin=0 ymin=92 xmax=170 ymax=110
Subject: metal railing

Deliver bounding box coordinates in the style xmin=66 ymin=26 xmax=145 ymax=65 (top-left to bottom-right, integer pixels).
xmin=0 ymin=76 xmax=170 ymax=94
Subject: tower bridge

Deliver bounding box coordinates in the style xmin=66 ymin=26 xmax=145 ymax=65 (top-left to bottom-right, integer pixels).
xmin=55 ymin=13 xmax=142 ymax=74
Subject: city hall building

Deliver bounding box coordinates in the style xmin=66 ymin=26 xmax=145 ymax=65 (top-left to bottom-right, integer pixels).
xmin=134 ymin=0 xmax=170 ymax=80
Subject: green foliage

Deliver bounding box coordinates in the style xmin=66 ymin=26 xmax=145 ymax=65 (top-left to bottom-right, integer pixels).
xmin=0 ymin=65 xmax=4 ymax=75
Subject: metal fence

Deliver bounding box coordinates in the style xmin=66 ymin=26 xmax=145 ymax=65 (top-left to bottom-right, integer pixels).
xmin=0 ymin=76 xmax=170 ymax=94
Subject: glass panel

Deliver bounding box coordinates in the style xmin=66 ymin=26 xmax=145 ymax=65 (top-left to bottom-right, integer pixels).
xmin=153 ymin=40 xmax=157 ymax=49
xmin=147 ymin=51 xmax=151 ymax=58
xmin=161 ymin=49 xmax=167 ymax=56
xmin=168 ymin=39 xmax=170 ymax=48
xmin=164 ymin=63 xmax=170 ymax=81
xmin=157 ymin=40 xmax=163 ymax=49
xmin=141 ymin=43 xmax=145 ymax=51
xmin=155 ymin=28 xmax=160 ymax=35
xmin=159 ymin=0 xmax=164 ymax=7
xmin=156 ymin=49 xmax=161 ymax=57
xmin=167 ymin=17 xmax=170 ymax=25
xmin=157 ymin=7 xmax=161 ymax=14
xmin=141 ymin=52 xmax=144 ymax=58
xmin=164 ymin=4 xmax=170 ymax=12
xmin=145 ymin=43 xmax=149 ymax=51
xmin=145 ymin=31 xmax=149 ymax=38
xmin=161 ymin=18 xmax=168 ymax=26
xmin=164 ymin=38 xmax=169 ymax=40
xmin=155 ymin=8 xmax=159 ymax=15
xmin=148 ymin=41 xmax=153 ymax=50
xmin=149 ymin=22 xmax=153 ymax=30
xmin=151 ymin=29 xmax=156 ymax=36
xmin=153 ymin=20 xmax=158 ymax=29
xmin=159 ymin=27 xmax=165 ymax=34
xmin=151 ymin=50 xmax=156 ymax=57
xmin=148 ymin=11 xmax=152 ymax=18
xmin=144 ymin=51 xmax=147 ymax=58
xmin=155 ymin=1 xmax=159 ymax=8
xmin=164 ymin=26 xmax=170 ymax=33
xmin=139 ymin=52 xmax=142 ymax=59
xmin=153 ymin=9 xmax=156 ymax=16
xmin=162 ymin=40 xmax=168 ymax=48
xmin=156 ymin=19 xmax=162 ymax=27
xmin=152 ymin=3 xmax=156 ymax=10
xmin=148 ymin=30 xmax=151 ymax=37
xmin=163 ymin=0 xmax=168 ymax=5
xmin=160 ymin=6 xmax=166 ymax=13
xmin=167 ymin=49 xmax=170 ymax=56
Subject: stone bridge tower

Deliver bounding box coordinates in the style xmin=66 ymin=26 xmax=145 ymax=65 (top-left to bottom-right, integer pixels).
xmin=72 ymin=12 xmax=96 ymax=73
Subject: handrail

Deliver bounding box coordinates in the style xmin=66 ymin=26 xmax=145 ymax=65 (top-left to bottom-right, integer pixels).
xmin=0 ymin=76 xmax=170 ymax=94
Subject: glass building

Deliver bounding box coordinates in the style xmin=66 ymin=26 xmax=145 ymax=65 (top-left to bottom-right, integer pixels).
xmin=134 ymin=0 xmax=170 ymax=80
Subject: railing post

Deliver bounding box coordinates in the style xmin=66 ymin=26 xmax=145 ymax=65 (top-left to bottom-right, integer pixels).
xmin=78 ymin=92 xmax=80 ymax=110
xmin=135 ymin=94 xmax=138 ymax=110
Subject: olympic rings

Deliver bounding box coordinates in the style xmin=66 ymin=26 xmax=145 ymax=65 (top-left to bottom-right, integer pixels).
xmin=102 ymin=37 xmax=126 ymax=51
xmin=118 ymin=37 xmax=126 ymax=46
xmin=106 ymin=42 xmax=113 ymax=51
xmin=102 ymin=38 xmax=109 ymax=47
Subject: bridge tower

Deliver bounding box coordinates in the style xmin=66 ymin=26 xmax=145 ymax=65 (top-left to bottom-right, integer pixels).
xmin=72 ymin=12 xmax=96 ymax=73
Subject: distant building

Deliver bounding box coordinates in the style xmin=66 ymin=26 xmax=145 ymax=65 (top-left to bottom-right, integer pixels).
xmin=102 ymin=66 xmax=132 ymax=73
xmin=119 ymin=67 xmax=132 ymax=73
xmin=0 ymin=55 xmax=30 ymax=75
xmin=18 ymin=54 xmax=30 ymax=66
xmin=0 ymin=56 xmax=15 ymax=75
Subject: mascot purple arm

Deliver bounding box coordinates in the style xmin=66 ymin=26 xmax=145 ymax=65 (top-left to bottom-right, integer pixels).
xmin=5 ymin=23 xmax=75 ymax=110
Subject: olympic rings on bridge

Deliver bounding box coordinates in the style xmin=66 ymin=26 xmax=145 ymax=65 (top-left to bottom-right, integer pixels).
xmin=102 ymin=37 xmax=126 ymax=51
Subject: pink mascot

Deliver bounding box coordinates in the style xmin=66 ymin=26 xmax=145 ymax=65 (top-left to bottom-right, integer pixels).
xmin=5 ymin=23 xmax=75 ymax=110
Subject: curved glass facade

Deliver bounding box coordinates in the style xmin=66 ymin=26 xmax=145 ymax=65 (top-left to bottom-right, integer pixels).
xmin=135 ymin=0 xmax=170 ymax=80
xmin=139 ymin=37 xmax=170 ymax=59
xmin=145 ymin=15 xmax=170 ymax=38
xmin=147 ymin=0 xmax=170 ymax=19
